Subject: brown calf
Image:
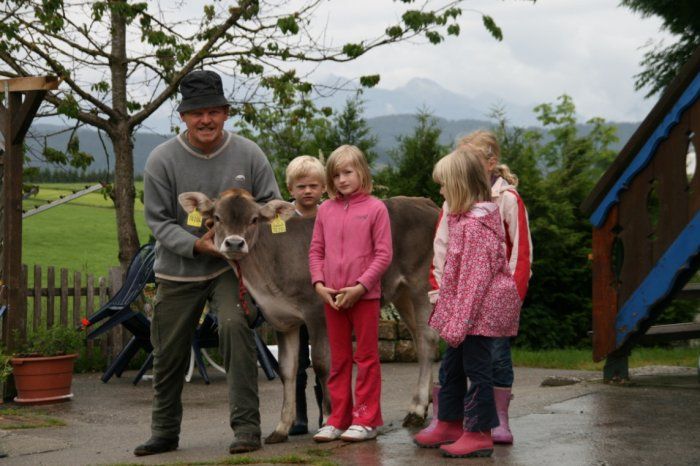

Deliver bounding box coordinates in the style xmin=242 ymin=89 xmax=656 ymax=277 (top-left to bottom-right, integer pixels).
xmin=179 ymin=189 xmax=439 ymax=443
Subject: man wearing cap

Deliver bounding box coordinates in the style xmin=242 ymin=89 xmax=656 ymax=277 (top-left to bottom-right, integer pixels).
xmin=136 ymin=69 xmax=280 ymax=456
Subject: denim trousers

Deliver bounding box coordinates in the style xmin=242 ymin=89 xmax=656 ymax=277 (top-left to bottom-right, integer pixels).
xmin=491 ymin=337 xmax=514 ymax=388
xmin=437 ymin=335 xmax=498 ymax=432
xmin=438 ymin=336 xmax=514 ymax=388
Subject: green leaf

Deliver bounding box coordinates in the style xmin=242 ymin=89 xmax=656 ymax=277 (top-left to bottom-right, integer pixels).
xmin=42 ymin=146 xmax=68 ymax=165
xmin=57 ymin=94 xmax=80 ymax=119
xmin=425 ymin=31 xmax=442 ymax=44
xmin=359 ymin=75 xmax=380 ymax=88
xmin=126 ymin=100 xmax=142 ymax=112
xmin=342 ymin=43 xmax=364 ymax=59
xmin=447 ymin=24 xmax=460 ymax=36
xmin=277 ymin=16 xmax=299 ymax=35
xmin=385 ymin=25 xmax=403 ymax=38
xmin=482 ymin=15 xmax=503 ymax=41
xmin=90 ymin=81 xmax=110 ymax=93
xmin=238 ymin=58 xmax=264 ymax=76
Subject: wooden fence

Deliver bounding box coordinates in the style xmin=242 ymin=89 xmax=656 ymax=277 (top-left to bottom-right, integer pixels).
xmin=17 ymin=264 xmax=127 ymax=360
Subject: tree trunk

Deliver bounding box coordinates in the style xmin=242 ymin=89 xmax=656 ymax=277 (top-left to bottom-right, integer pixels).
xmin=110 ymin=1 xmax=139 ymax=271
xmin=111 ymin=127 xmax=140 ymax=270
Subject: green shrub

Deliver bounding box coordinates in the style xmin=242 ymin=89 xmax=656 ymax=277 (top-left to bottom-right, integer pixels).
xmin=17 ymin=326 xmax=84 ymax=357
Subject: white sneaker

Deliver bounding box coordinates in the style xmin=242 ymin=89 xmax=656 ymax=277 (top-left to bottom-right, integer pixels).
xmin=340 ymin=425 xmax=378 ymax=442
xmin=313 ymin=425 xmax=344 ymax=443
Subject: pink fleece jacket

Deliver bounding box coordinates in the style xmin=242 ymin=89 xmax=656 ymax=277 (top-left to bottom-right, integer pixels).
xmin=309 ymin=192 xmax=393 ymax=300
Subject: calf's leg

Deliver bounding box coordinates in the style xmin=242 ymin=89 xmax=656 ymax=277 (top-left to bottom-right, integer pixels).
xmin=264 ymin=329 xmax=300 ymax=444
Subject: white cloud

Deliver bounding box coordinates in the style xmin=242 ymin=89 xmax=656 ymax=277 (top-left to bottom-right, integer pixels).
xmin=292 ymin=0 xmax=672 ymax=123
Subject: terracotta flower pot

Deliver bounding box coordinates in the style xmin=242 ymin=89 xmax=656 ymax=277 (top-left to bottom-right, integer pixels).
xmin=10 ymin=354 xmax=78 ymax=405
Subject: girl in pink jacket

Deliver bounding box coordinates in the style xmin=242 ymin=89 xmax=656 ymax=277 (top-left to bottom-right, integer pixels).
xmin=308 ymin=145 xmax=393 ymax=443
xmin=414 ymin=146 xmax=521 ymax=459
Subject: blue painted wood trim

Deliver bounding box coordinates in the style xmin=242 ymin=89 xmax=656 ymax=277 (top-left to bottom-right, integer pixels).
xmin=614 ymin=210 xmax=700 ymax=347
xmin=590 ymin=72 xmax=700 ymax=227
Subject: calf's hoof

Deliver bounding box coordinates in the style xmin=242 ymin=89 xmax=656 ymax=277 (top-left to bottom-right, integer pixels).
xmin=264 ymin=431 xmax=289 ymax=444
xmin=402 ymin=412 xmax=426 ymax=428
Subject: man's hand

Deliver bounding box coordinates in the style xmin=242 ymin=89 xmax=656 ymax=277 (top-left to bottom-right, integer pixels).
xmin=193 ymin=229 xmax=224 ymax=258
xmin=336 ymin=283 xmax=366 ymax=310
xmin=314 ymin=282 xmax=339 ymax=310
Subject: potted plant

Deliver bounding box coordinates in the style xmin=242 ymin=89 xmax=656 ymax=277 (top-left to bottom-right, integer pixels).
xmin=10 ymin=326 xmax=83 ymax=405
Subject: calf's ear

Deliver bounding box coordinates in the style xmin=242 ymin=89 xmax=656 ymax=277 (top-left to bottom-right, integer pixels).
xmin=178 ymin=192 xmax=214 ymax=216
xmin=259 ymin=200 xmax=296 ymax=222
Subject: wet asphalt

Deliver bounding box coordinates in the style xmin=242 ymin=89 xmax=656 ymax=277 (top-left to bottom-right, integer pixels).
xmin=1 ymin=362 xmax=698 ymax=465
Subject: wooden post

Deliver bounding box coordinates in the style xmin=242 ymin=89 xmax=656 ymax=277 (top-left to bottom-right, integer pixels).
xmin=0 ymin=76 xmax=58 ymax=353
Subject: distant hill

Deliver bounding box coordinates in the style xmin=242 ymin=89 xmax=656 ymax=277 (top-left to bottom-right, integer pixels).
xmin=316 ymin=76 xmax=540 ymax=126
xmin=24 ymin=124 xmax=169 ymax=176
xmin=25 ymin=117 xmax=639 ymax=175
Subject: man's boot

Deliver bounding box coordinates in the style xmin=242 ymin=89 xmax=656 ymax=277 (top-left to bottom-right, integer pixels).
xmin=229 ymin=432 xmax=261 ymax=454
xmin=133 ymin=436 xmax=179 ymax=456
xmin=492 ymin=387 xmax=514 ymax=444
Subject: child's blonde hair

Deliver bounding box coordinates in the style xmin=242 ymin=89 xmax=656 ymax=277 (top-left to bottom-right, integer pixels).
xmin=285 ymin=155 xmax=326 ymax=188
xmin=458 ymin=129 xmax=518 ymax=187
xmin=325 ymin=145 xmax=373 ymax=198
xmin=433 ymin=146 xmax=491 ymax=214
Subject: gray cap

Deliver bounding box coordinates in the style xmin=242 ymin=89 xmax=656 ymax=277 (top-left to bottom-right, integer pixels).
xmin=177 ymin=70 xmax=230 ymax=113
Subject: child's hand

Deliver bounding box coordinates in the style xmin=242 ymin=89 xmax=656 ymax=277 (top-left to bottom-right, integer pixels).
xmin=336 ymin=283 xmax=366 ymax=309
xmin=314 ymin=282 xmax=339 ymax=310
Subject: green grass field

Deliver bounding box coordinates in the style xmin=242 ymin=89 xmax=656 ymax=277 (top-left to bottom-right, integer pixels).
xmin=22 ymin=182 xmax=150 ymax=277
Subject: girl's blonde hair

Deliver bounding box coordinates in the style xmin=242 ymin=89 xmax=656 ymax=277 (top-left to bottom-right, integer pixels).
xmin=433 ymin=146 xmax=491 ymax=214
xmin=325 ymin=145 xmax=373 ymax=198
xmin=458 ymin=129 xmax=519 ymax=187
xmin=285 ymin=155 xmax=326 ymax=188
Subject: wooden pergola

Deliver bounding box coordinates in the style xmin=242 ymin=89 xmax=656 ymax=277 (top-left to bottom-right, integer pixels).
xmin=0 ymin=76 xmax=59 ymax=352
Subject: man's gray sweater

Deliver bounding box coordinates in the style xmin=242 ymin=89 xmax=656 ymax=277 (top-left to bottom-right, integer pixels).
xmin=144 ymin=131 xmax=280 ymax=281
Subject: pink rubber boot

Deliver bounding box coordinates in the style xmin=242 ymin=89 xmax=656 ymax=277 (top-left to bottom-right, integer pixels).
xmin=440 ymin=430 xmax=493 ymax=458
xmin=413 ymin=419 xmax=462 ymax=448
xmin=492 ymin=387 xmax=514 ymax=444
xmin=422 ymin=385 xmax=441 ymax=433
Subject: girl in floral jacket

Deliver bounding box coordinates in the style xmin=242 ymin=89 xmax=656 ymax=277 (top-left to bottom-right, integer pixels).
xmin=414 ymin=146 xmax=521 ymax=459
xmin=426 ymin=130 xmax=532 ymax=445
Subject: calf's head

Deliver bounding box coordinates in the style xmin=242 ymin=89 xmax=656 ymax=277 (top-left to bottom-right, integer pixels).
xmin=179 ymin=189 xmax=295 ymax=260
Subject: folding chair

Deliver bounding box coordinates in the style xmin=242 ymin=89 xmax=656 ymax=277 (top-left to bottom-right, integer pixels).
xmin=184 ymin=308 xmax=279 ymax=385
xmin=81 ymin=242 xmax=279 ymax=385
xmin=80 ymin=243 xmax=156 ymax=384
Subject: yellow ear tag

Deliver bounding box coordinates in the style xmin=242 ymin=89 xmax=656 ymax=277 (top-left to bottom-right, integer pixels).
xmin=187 ymin=209 xmax=203 ymax=227
xmin=270 ymin=214 xmax=286 ymax=234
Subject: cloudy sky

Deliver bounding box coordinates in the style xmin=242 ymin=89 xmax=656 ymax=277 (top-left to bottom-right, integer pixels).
xmin=243 ymin=0 xmax=671 ymax=127
xmin=107 ymin=0 xmax=675 ymax=132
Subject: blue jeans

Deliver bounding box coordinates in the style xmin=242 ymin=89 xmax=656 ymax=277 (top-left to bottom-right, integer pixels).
xmin=491 ymin=337 xmax=514 ymax=388
xmin=438 ymin=337 xmax=514 ymax=389
xmin=437 ymin=336 xmax=498 ymax=432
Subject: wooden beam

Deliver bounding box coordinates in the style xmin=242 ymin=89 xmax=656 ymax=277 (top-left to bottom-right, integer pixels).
xmin=591 ymin=205 xmax=619 ymax=362
xmin=2 ymin=92 xmax=26 ymax=350
xmin=22 ymin=184 xmax=104 ymax=219
xmin=678 ymin=282 xmax=700 ymax=299
xmin=0 ymin=76 xmax=59 ymax=93
xmin=11 ymin=90 xmax=46 ymax=145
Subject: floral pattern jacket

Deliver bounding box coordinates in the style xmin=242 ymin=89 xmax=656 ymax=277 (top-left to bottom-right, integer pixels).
xmin=428 ymin=202 xmax=522 ymax=347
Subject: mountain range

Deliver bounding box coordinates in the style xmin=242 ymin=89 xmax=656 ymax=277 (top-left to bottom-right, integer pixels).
xmin=20 ymin=77 xmax=639 ymax=174
xmin=24 ymin=114 xmax=638 ymax=175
